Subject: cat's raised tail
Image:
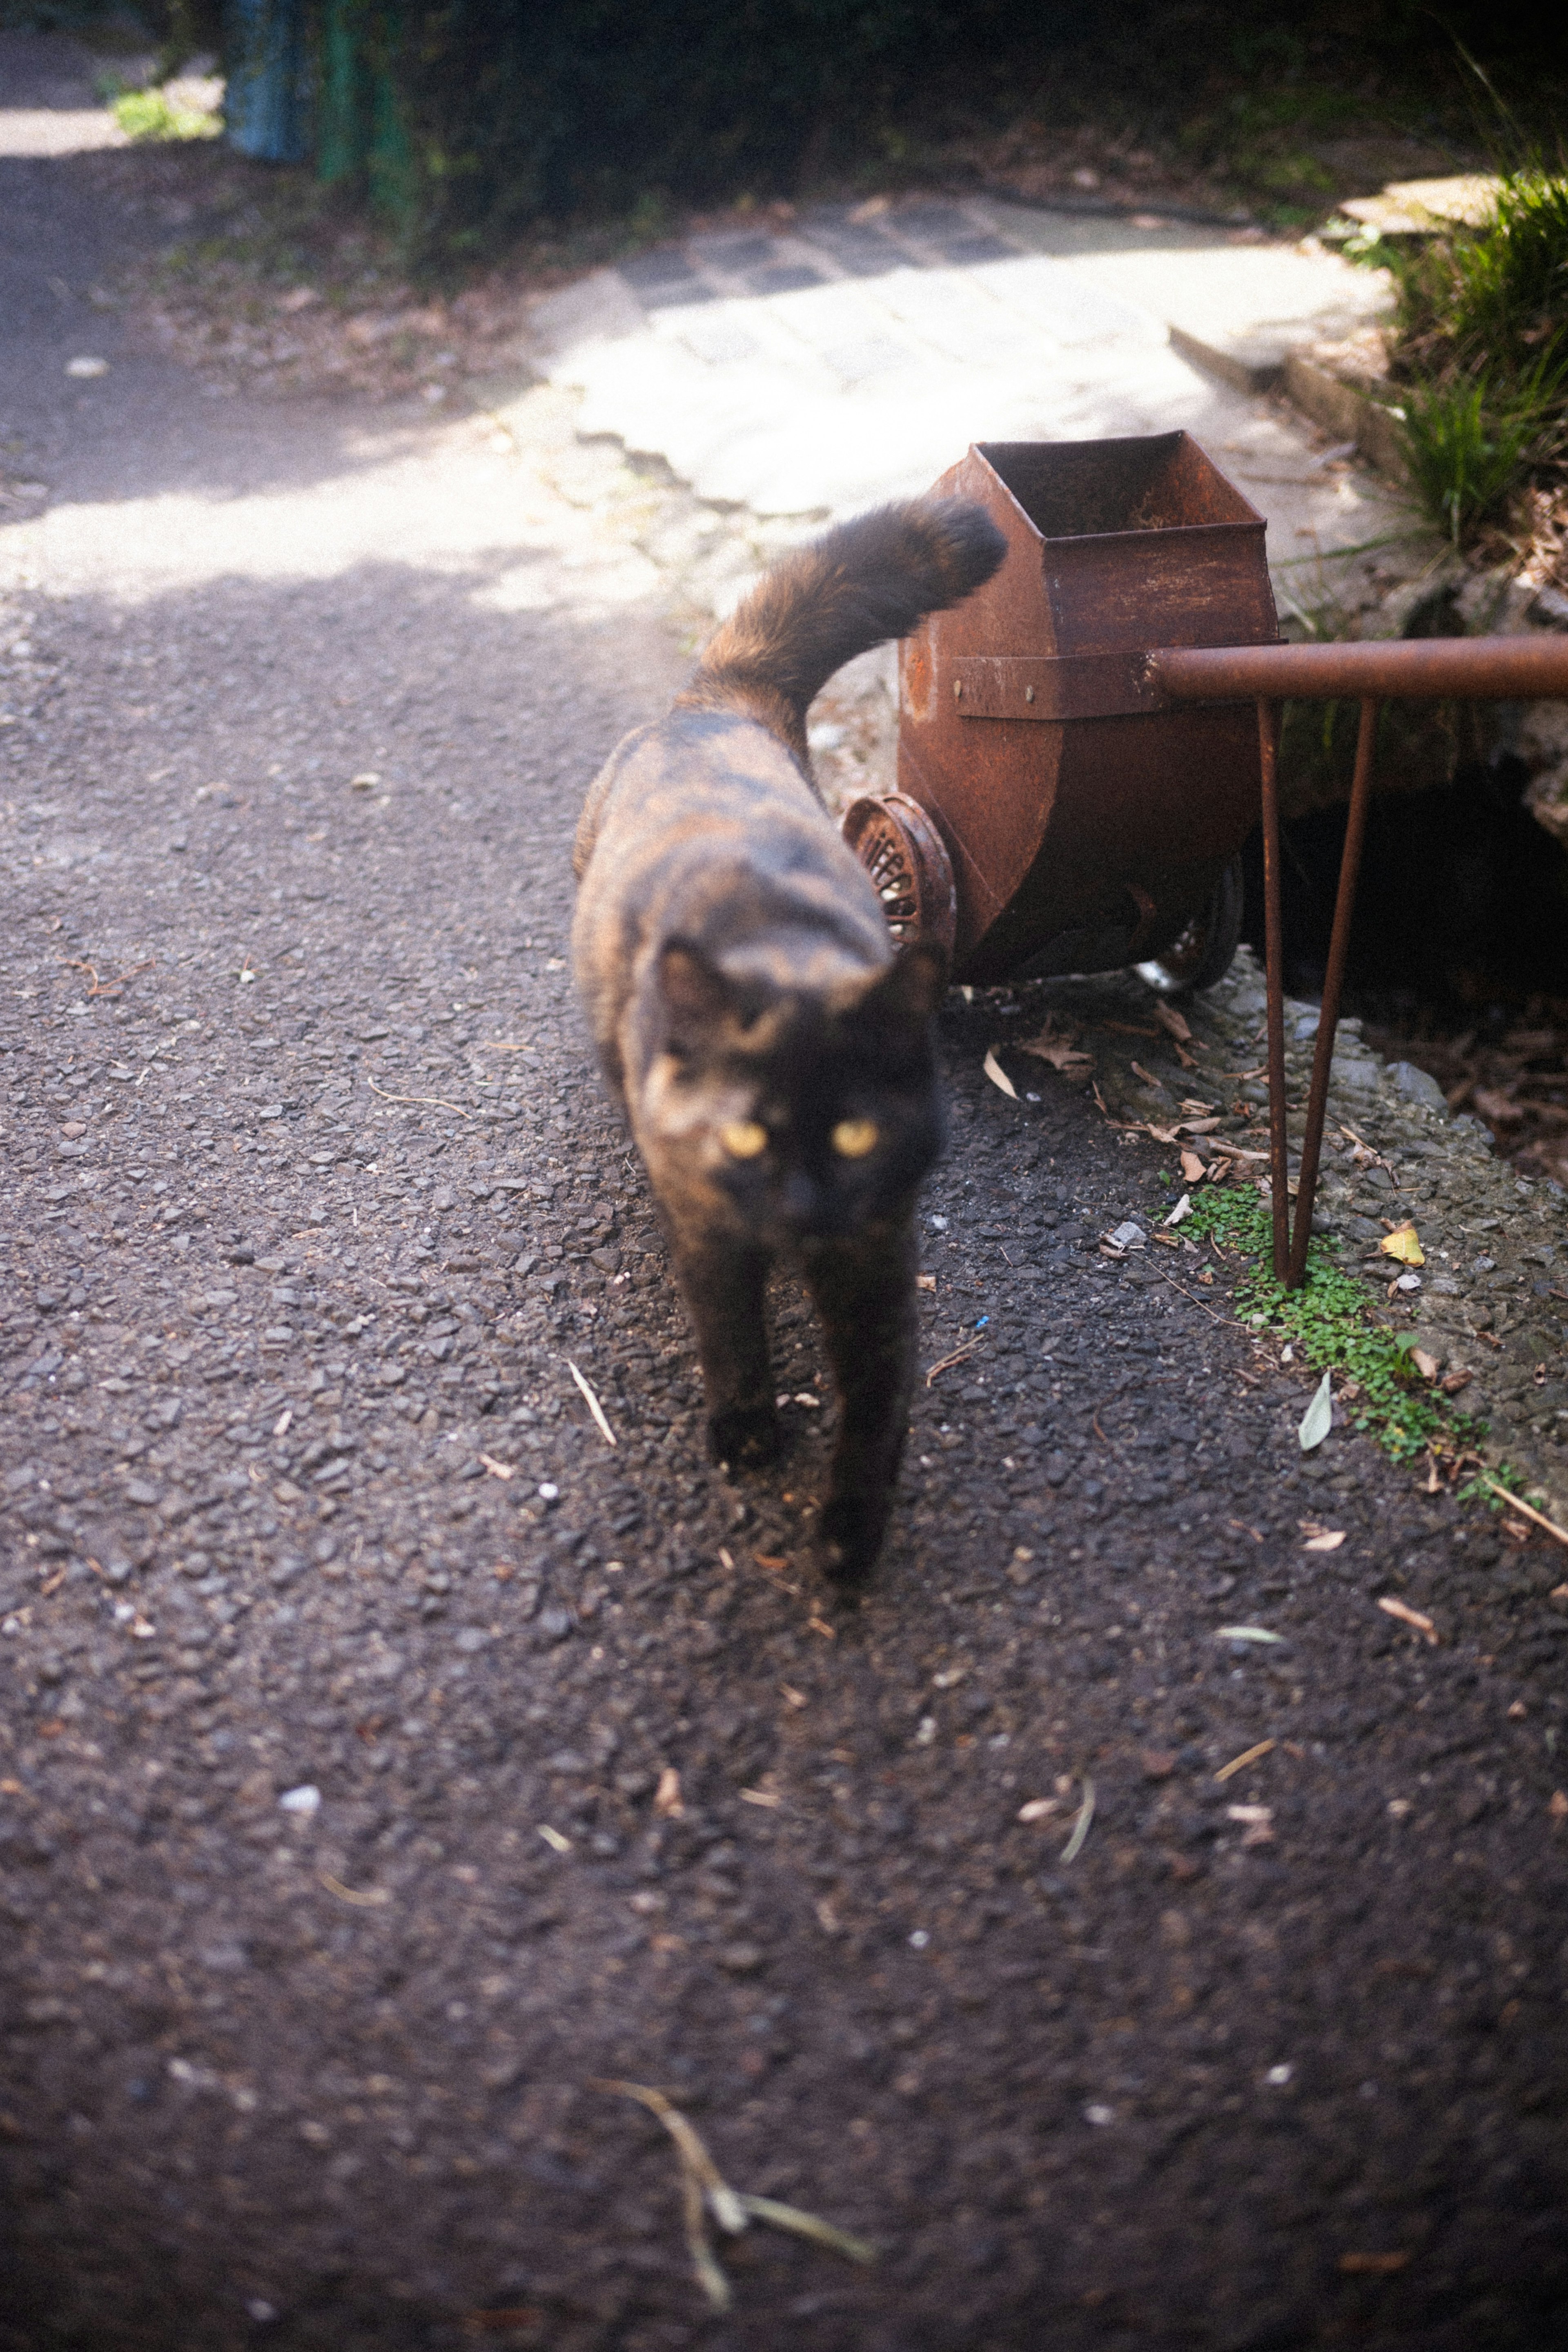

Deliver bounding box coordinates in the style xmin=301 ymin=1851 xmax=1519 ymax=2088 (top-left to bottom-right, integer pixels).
xmin=677 ymin=497 xmax=1007 ymax=744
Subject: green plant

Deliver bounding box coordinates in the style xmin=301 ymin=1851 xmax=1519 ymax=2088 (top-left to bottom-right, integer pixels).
xmin=1181 ymin=1186 xmax=1460 ymax=1463
xmin=111 ymin=85 xmax=221 ymax=141
xmin=1400 ymin=374 xmax=1542 ymax=544
xmin=1387 ymin=167 xmax=1568 ymax=548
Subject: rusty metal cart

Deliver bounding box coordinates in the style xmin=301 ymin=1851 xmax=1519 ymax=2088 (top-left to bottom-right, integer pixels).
xmin=842 ymin=432 xmax=1568 ymax=1289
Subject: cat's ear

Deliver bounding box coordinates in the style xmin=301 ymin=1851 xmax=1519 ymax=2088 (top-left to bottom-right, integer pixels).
xmin=659 ymin=941 xmax=736 ymax=1029
xmin=860 ymin=942 xmax=947 ymax=1024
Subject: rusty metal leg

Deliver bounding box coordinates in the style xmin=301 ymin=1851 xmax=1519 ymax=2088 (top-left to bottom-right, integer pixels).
xmin=1285 ymin=696 xmax=1380 ymax=1289
xmin=1258 ymin=699 xmax=1290 ymax=1281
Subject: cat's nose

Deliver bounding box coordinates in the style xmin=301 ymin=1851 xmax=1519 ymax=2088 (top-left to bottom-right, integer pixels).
xmin=782 ymin=1172 xmax=822 ymax=1228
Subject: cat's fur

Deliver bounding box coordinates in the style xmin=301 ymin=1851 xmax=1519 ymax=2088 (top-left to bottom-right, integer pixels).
xmin=572 ymin=499 xmax=1006 ymax=1581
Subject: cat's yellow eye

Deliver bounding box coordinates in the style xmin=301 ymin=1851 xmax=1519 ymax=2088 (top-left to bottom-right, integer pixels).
xmin=832 ymin=1118 xmax=879 ymax=1159
xmin=720 ymin=1119 xmax=768 ymax=1160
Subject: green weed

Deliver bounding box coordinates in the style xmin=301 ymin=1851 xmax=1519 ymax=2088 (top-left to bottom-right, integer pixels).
xmin=1387 ymin=167 xmax=1568 ymax=548
xmin=1181 ymin=1187 xmax=1458 ymax=1463
xmin=1399 ymin=375 xmax=1541 ymax=544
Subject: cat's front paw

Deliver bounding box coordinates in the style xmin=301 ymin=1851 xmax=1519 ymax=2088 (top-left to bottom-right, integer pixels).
xmin=817 ymin=1490 xmax=889 ymax=1586
xmin=708 ymin=1402 xmax=780 ymax=1471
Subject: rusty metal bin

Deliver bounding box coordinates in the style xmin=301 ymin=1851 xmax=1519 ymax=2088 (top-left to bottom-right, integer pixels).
xmin=845 ymin=431 xmax=1278 ymax=987
xmin=842 ymin=429 xmax=1568 ymax=1290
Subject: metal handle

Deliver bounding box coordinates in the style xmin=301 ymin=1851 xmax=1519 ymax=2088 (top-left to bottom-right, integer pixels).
xmin=1152 ymin=635 xmax=1568 ymax=704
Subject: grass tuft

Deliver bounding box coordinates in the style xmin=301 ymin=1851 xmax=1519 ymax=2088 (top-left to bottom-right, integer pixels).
xmin=1386 ymin=167 xmax=1568 ymax=548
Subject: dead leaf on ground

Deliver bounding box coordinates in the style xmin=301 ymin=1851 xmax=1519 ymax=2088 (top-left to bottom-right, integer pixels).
xmin=1300 ymin=1523 xmax=1348 ymax=1551
xmin=1018 ymin=1023 xmax=1092 ymax=1074
xmin=654 ymin=1767 xmax=685 ymax=1818
xmin=982 ymin=1047 xmax=1018 ymax=1100
xmin=1179 ymin=1149 xmax=1206 ymax=1183
xmin=1410 ymin=1348 xmax=1441 ymax=1381
xmin=1154 ymin=1001 xmax=1193 ymax=1043
xmin=1379 ymin=1222 xmax=1425 ymax=1267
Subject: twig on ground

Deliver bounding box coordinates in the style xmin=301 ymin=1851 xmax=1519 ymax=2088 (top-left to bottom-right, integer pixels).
xmin=1158 ymin=1271 xmax=1230 ymax=1327
xmin=1478 ymin=1475 xmax=1568 ymax=1548
xmin=367 ymin=1076 xmax=471 ymax=1116
xmin=1378 ymin=1595 xmax=1439 ymax=1644
xmin=59 ymin=954 xmax=153 ymax=999
xmin=1215 ymin=1738 xmax=1276 ymax=1783
xmin=592 ymin=2079 xmax=874 ymax=2312
xmin=1061 ymin=1775 xmax=1096 ymax=1862
xmin=925 ymin=1340 xmax=981 ymax=1386
xmin=737 ymin=2195 xmax=876 ymax=2265
xmin=565 ymin=1358 xmax=617 ymax=1446
xmin=317 ymin=1870 xmax=391 ymax=1906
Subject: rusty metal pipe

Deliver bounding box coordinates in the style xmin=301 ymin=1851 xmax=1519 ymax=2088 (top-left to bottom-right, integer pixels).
xmin=1286 ymin=698 xmax=1380 ymax=1290
xmin=1148 ymin=635 xmax=1568 ymax=704
xmin=1257 ymin=700 xmax=1290 ymax=1281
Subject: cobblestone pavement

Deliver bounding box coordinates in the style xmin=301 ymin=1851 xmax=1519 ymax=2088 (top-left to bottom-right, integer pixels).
xmin=4 ymin=35 xmax=1568 ymax=2352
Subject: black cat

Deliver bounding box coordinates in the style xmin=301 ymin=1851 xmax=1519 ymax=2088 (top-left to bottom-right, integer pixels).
xmin=572 ymin=499 xmax=1005 ymax=1581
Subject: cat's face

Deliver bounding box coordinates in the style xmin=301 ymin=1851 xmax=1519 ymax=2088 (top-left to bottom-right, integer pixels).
xmin=638 ymin=942 xmax=946 ymax=1242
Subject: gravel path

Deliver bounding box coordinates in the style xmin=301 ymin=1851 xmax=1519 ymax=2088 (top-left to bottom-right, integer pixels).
xmin=4 ymin=39 xmax=1568 ymax=2352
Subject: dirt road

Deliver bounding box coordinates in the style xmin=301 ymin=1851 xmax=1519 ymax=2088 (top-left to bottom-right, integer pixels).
xmin=2 ymin=36 xmax=1566 ymax=2352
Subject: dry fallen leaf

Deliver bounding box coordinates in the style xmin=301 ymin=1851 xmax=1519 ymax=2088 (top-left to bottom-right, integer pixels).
xmin=982 ymin=1047 xmax=1018 ymax=1100
xmin=1411 ymin=1348 xmax=1441 ymax=1381
xmin=1303 ymin=1528 xmax=1347 ymax=1552
xmin=1298 ymin=1371 xmax=1333 ymax=1452
xmin=1154 ymin=1001 xmax=1193 ymax=1044
xmin=1379 ymin=1222 xmax=1425 ymax=1267
xmin=654 ymin=1767 xmax=685 ymax=1818
xmin=1018 ymin=1024 xmax=1092 ymax=1074
xmin=1179 ymin=1149 xmax=1205 ymax=1183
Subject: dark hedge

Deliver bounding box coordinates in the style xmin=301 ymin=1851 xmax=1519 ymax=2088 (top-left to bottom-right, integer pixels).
xmin=214 ymin=0 xmax=1562 ymax=263
xmin=312 ymin=0 xmax=1080 ymax=256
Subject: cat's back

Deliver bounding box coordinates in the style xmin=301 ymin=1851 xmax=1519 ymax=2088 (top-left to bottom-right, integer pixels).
xmin=575 ymin=704 xmax=881 ymax=929
xmin=572 ymin=704 xmax=891 ymax=1048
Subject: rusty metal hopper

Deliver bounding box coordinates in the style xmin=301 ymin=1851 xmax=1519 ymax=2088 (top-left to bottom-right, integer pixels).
xmin=883 ymin=431 xmax=1278 ymax=984
xmin=842 ymin=430 xmax=1568 ymax=1290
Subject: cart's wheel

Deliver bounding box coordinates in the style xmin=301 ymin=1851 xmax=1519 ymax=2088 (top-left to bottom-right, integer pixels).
xmin=841 ymin=792 xmax=957 ymax=963
xmin=1135 ymin=853 xmax=1244 ymax=998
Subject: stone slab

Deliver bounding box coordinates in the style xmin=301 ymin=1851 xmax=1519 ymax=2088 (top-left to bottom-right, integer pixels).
xmin=523 ymin=194 xmax=1414 ymax=591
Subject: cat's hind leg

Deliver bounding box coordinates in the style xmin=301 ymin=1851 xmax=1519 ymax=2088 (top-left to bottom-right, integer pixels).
xmin=802 ymin=1213 xmax=918 ymax=1585
xmin=670 ymin=1237 xmax=779 ymax=1470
